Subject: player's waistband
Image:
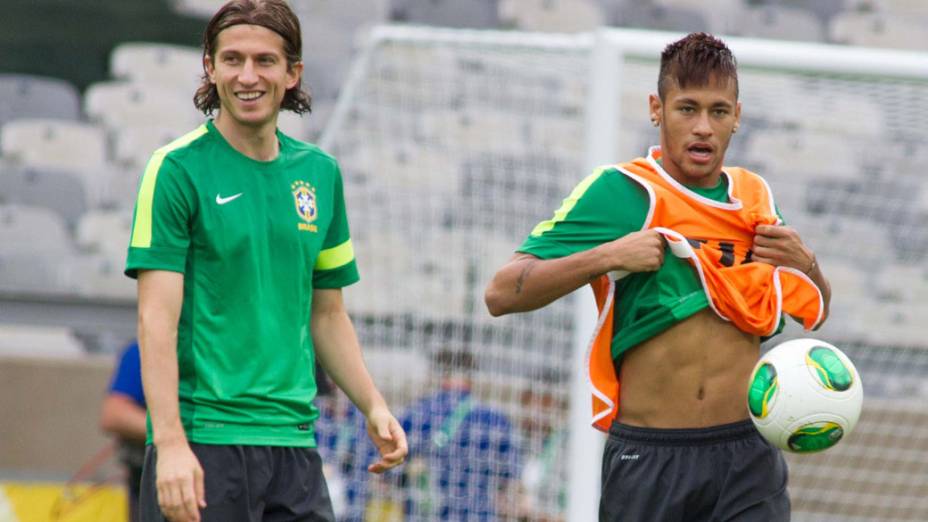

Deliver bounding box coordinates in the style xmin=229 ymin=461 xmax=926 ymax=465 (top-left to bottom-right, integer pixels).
xmin=609 ymin=418 xmax=757 ymax=446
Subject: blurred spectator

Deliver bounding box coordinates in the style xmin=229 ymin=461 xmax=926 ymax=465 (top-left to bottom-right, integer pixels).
xmin=396 ymin=348 xmax=521 ymax=521
xmin=514 ymin=372 xmax=570 ymax=522
xmin=99 ymin=339 xmax=146 ymax=522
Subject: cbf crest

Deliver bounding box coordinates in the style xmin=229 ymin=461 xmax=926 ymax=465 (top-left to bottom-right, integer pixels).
xmin=291 ymin=180 xmax=318 ymax=232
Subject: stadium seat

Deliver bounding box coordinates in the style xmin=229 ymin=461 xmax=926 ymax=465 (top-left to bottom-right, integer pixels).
xmin=109 ymin=42 xmax=203 ymax=93
xmin=878 ymin=0 xmax=928 ymax=18
xmin=737 ymin=5 xmax=824 ymax=42
xmin=500 ymin=0 xmax=605 ymax=32
xmin=171 ymin=0 xmax=226 ymax=18
xmin=0 ymin=324 xmax=85 ymax=357
xmin=69 ymin=252 xmax=136 ymax=300
xmin=0 ymin=204 xmax=73 ymax=255
xmin=113 ymin=125 xmax=183 ymax=171
xmin=76 ymin=210 xmax=132 ymax=258
xmin=0 ymin=74 xmax=81 ymax=128
xmin=0 ymin=166 xmax=89 ymax=225
xmin=389 ymin=0 xmax=499 ymax=28
xmin=0 ymin=119 xmax=107 ymax=173
xmin=744 ymin=130 xmax=861 ymax=180
xmin=649 ymin=0 xmax=742 ymax=34
xmin=607 ymin=2 xmax=711 ymax=33
xmin=874 ymin=262 xmax=928 ymax=303
xmin=829 ymin=10 xmax=928 ymax=50
xmin=84 ymin=81 xmax=203 ymax=132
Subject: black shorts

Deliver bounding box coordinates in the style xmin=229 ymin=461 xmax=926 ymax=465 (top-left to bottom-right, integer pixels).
xmin=600 ymin=419 xmax=789 ymax=522
xmin=139 ymin=443 xmax=335 ymax=522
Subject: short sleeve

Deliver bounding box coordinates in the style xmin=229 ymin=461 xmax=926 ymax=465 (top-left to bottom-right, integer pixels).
xmin=517 ymin=167 xmax=650 ymax=260
xmin=313 ymin=163 xmax=360 ymax=288
xmin=108 ymin=342 xmax=146 ymax=407
xmin=125 ymin=154 xmax=196 ymax=278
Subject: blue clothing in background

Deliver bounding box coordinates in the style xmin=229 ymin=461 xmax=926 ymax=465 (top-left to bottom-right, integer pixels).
xmin=108 ymin=342 xmax=145 ymax=408
xmin=399 ymin=389 xmax=520 ymax=521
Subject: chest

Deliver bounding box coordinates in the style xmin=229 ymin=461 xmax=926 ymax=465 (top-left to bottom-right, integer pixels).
xmin=191 ymin=168 xmax=332 ymax=262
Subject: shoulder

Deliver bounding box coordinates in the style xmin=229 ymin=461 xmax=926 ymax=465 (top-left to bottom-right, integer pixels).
xmin=281 ymin=133 xmax=340 ymax=172
xmin=155 ymin=124 xmax=212 ymax=166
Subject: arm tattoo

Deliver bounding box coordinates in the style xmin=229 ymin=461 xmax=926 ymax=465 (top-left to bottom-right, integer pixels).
xmin=514 ymin=260 xmax=538 ymax=294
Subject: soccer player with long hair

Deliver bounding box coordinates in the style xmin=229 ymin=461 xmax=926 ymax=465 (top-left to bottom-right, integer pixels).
xmin=126 ymin=2 xmax=407 ymax=520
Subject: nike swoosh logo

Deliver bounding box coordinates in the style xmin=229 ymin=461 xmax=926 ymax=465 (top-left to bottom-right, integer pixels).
xmin=215 ymin=193 xmax=243 ymax=205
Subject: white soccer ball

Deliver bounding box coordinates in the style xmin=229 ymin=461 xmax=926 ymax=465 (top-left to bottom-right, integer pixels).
xmin=747 ymin=338 xmax=863 ymax=453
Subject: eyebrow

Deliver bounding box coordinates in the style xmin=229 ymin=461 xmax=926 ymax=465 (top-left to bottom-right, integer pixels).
xmin=675 ymin=97 xmax=734 ymax=109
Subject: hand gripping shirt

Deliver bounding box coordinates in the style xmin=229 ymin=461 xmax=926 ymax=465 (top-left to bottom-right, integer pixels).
xmin=587 ymin=147 xmax=824 ymax=431
xmin=519 ymin=146 xmax=823 ymax=432
xmin=125 ymin=120 xmax=359 ymax=446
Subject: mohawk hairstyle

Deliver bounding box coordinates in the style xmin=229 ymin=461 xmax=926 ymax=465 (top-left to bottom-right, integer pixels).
xmin=658 ymin=32 xmax=738 ymax=100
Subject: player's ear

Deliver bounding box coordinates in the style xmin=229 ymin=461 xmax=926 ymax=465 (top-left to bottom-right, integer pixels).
xmin=648 ymin=93 xmax=662 ymax=127
xmin=286 ymin=60 xmax=303 ymax=90
xmin=734 ymin=100 xmax=742 ymax=130
xmin=204 ymin=55 xmax=216 ymax=84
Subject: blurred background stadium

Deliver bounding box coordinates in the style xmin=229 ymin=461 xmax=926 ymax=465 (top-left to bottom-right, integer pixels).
xmin=1 ymin=0 xmax=926 ymax=520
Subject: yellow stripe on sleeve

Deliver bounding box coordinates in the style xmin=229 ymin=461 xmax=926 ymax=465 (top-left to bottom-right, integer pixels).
xmin=130 ymin=125 xmax=208 ymax=248
xmin=529 ymin=166 xmax=607 ymax=237
xmin=315 ymin=239 xmax=355 ymax=271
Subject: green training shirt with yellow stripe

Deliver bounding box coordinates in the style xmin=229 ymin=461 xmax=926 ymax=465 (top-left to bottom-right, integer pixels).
xmin=125 ymin=119 xmax=359 ymax=447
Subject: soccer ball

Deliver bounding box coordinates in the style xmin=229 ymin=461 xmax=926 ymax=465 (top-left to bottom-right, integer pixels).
xmin=747 ymin=338 xmax=863 ymax=453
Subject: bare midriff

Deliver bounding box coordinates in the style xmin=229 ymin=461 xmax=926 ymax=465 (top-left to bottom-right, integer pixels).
xmin=616 ymin=309 xmax=760 ymax=428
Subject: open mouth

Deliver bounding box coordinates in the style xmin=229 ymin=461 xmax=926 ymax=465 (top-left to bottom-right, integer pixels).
xmin=235 ymin=91 xmax=264 ymax=102
xmin=687 ymin=143 xmax=714 ymax=163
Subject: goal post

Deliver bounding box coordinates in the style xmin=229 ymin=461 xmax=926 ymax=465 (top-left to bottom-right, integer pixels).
xmin=319 ymin=24 xmax=928 ymax=522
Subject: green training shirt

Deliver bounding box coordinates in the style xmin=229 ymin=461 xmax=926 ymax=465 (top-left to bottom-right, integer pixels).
xmin=125 ymin=120 xmax=359 ymax=447
xmin=518 ymin=165 xmax=782 ymax=361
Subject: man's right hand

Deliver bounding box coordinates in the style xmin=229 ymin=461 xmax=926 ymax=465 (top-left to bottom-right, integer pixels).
xmin=601 ymin=229 xmax=666 ymax=273
xmin=155 ymin=440 xmax=207 ymax=522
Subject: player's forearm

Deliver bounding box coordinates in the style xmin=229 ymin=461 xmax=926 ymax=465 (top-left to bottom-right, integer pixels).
xmin=312 ymin=310 xmax=388 ymax=417
xmin=485 ymin=249 xmax=611 ymax=316
xmin=139 ymin=317 xmax=186 ymax=447
xmin=137 ymin=271 xmax=187 ymax=448
xmin=100 ymin=394 xmax=148 ymax=443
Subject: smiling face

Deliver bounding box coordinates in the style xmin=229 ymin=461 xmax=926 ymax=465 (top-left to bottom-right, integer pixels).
xmin=649 ymin=74 xmax=741 ymax=188
xmin=205 ymin=23 xmax=302 ymax=137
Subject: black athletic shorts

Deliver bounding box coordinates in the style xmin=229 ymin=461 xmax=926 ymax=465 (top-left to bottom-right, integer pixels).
xmin=600 ymin=419 xmax=789 ymax=522
xmin=139 ymin=443 xmax=335 ymax=522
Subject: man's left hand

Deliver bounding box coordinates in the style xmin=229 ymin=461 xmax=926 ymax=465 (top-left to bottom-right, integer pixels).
xmin=752 ymin=224 xmax=815 ymax=273
xmin=365 ymin=407 xmax=408 ymax=473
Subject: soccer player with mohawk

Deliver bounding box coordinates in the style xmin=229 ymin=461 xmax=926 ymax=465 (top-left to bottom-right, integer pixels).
xmin=486 ymin=32 xmax=830 ymax=521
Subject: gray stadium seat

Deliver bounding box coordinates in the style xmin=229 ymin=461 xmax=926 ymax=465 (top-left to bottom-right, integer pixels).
xmin=109 ymin=42 xmax=203 ymax=93
xmin=829 ymin=10 xmax=928 ymax=50
xmin=737 ymin=6 xmax=824 ymax=42
xmin=650 ymin=0 xmax=742 ymax=34
xmin=84 ymin=81 xmax=202 ymax=131
xmin=0 ymin=324 xmax=85 ymax=357
xmin=0 ymin=166 xmax=89 ymax=225
xmin=607 ymin=2 xmax=711 ymax=33
xmin=113 ymin=125 xmax=181 ymax=171
xmin=171 ymin=0 xmax=225 ymax=18
xmin=0 ymin=118 xmax=107 ymax=173
xmin=501 ymin=0 xmax=605 ymax=32
xmin=0 ymin=204 xmax=73 ymax=255
xmin=0 ymin=74 xmax=81 ymax=129
xmin=389 ymin=0 xmax=499 ymax=28
xmin=75 ymin=210 xmax=132 ymax=258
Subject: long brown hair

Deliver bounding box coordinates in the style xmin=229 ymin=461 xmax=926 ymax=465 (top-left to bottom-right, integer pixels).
xmin=193 ymin=0 xmax=311 ymax=115
xmin=658 ymin=32 xmax=738 ymax=101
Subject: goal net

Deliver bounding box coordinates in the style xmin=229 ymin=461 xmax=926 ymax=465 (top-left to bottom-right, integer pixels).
xmin=319 ymin=25 xmax=928 ymax=522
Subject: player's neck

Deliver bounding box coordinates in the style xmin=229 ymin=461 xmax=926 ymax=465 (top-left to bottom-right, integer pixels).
xmin=214 ymin=112 xmax=280 ymax=162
